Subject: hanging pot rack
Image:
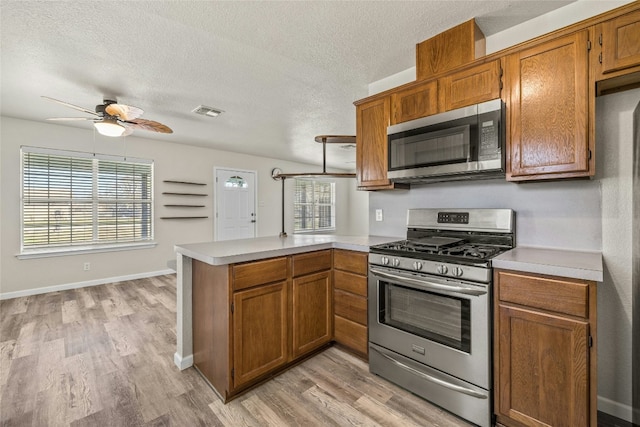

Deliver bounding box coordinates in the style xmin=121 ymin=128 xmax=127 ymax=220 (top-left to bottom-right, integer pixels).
xmin=271 ymin=135 xmax=357 ymax=237
xmin=271 ymin=135 xmax=356 ymax=179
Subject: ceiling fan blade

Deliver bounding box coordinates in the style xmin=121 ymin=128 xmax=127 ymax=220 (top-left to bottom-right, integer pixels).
xmin=41 ymin=96 xmax=100 ymax=117
xmin=105 ymin=103 xmax=144 ymax=121
xmin=46 ymin=117 xmax=95 ymax=121
xmin=125 ymin=118 xmax=173 ymax=134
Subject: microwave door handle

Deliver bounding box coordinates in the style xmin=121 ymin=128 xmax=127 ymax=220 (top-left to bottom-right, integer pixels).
xmin=370 ymin=267 xmax=486 ymax=296
xmin=370 ymin=346 xmax=488 ymax=399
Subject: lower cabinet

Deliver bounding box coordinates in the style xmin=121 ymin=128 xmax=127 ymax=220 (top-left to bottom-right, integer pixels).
xmin=291 ymin=269 xmax=332 ymax=359
xmin=494 ymin=269 xmax=597 ymax=427
xmin=232 ymin=280 xmax=288 ymax=389
xmin=333 ymin=249 xmax=369 ymax=359
xmin=192 ymin=250 xmax=334 ymax=401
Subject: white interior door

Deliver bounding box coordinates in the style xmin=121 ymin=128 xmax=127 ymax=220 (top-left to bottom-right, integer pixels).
xmin=215 ymin=168 xmax=256 ymax=241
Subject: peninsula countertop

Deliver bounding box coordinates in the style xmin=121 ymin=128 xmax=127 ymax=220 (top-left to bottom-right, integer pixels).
xmin=492 ymin=246 xmax=603 ymax=282
xmin=174 ymin=234 xmax=401 ymax=266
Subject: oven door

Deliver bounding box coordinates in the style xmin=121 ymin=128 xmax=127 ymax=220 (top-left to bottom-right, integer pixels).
xmin=368 ymin=265 xmax=491 ymax=389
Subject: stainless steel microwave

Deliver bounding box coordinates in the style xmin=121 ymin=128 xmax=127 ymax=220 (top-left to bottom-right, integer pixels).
xmin=387 ymin=98 xmax=505 ymax=183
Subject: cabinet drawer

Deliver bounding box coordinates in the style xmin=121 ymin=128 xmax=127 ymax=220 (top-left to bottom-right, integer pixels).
xmin=334 ymin=270 xmax=367 ymax=297
xmin=291 ymin=250 xmax=332 ymax=277
xmin=233 ymin=257 xmax=288 ymax=291
xmin=333 ymin=249 xmax=368 ymax=275
xmin=334 ymin=315 xmax=368 ymax=356
xmin=334 ymin=289 xmax=367 ymax=325
xmin=497 ymin=270 xmax=590 ymax=318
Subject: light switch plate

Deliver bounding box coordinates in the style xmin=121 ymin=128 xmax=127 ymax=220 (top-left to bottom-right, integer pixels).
xmin=375 ymin=209 xmax=383 ymax=222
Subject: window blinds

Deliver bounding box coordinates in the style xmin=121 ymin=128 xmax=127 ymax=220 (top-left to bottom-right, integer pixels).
xmin=21 ymin=148 xmax=153 ymax=250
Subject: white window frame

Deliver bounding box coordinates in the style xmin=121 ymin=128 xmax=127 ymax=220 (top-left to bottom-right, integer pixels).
xmin=18 ymin=146 xmax=156 ymax=259
xmin=293 ymin=178 xmax=336 ymax=234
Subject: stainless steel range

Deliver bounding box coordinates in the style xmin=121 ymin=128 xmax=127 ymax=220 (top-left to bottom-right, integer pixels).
xmin=368 ymin=208 xmax=515 ymax=427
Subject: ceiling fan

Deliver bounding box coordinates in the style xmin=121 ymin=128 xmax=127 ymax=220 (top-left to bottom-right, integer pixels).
xmin=42 ymin=96 xmax=173 ymax=137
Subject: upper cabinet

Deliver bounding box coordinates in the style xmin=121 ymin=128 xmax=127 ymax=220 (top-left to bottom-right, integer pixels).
xmin=390 ymin=80 xmax=438 ymax=125
xmin=439 ymin=59 xmax=502 ymax=112
xmin=505 ymin=31 xmax=592 ymax=181
xmin=355 ymin=97 xmax=405 ymax=190
xmin=416 ymin=19 xmax=486 ymax=81
xmin=591 ymin=8 xmax=640 ymax=95
xmin=599 ymin=9 xmax=640 ymax=75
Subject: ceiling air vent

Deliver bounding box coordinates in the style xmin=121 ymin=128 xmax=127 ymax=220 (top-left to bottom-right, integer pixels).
xmin=192 ymin=105 xmax=224 ymax=117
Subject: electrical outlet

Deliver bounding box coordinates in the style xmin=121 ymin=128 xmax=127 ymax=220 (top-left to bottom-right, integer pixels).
xmin=375 ymin=209 xmax=383 ymax=222
xmin=83 ymin=262 xmax=90 ymax=271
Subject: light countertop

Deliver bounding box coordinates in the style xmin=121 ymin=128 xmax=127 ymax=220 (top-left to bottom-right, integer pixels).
xmin=493 ymin=246 xmax=603 ymax=282
xmin=175 ymin=234 xmax=401 ymax=266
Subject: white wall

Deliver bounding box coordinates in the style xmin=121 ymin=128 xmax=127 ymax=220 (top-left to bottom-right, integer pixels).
xmin=0 ymin=117 xmax=367 ymax=297
xmin=596 ymin=88 xmax=640 ymax=420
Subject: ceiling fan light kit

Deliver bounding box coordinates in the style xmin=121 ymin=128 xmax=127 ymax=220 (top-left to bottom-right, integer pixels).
xmin=93 ymin=116 xmax=126 ymax=137
xmin=43 ymin=96 xmax=173 ymax=137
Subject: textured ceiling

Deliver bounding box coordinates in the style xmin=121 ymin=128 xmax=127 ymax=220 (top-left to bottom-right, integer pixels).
xmin=1 ymin=1 xmax=575 ymax=170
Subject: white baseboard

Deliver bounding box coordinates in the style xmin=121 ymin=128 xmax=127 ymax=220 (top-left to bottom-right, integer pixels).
xmin=0 ymin=269 xmax=176 ymax=300
xmin=174 ymin=352 xmax=193 ymax=370
xmin=598 ymin=395 xmax=634 ymax=423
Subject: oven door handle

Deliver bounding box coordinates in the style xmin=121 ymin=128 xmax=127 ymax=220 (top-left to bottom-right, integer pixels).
xmin=370 ymin=267 xmax=487 ymax=296
xmin=370 ymin=346 xmax=488 ymax=400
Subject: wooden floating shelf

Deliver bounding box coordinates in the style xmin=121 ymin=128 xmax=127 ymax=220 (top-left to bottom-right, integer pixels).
xmin=164 ymin=204 xmax=206 ymax=208
xmin=163 ymin=180 xmax=207 ymax=185
xmin=162 ymin=192 xmax=207 ymax=196
xmin=160 ymin=216 xmax=209 ymax=220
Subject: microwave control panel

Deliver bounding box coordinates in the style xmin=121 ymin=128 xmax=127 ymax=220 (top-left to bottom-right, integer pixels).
xmin=478 ymin=119 xmax=500 ymax=161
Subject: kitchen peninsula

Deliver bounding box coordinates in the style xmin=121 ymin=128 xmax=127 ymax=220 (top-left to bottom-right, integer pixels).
xmin=173 ymin=234 xmax=398 ymax=401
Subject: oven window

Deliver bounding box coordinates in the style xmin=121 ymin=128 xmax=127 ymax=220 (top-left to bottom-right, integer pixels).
xmin=380 ymin=282 xmax=471 ymax=353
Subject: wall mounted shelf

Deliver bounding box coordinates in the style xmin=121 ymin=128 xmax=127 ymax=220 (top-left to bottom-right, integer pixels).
xmin=163 ymin=180 xmax=206 ymax=185
xmin=160 ymin=216 xmax=209 ymax=220
xmin=162 ymin=192 xmax=207 ymax=196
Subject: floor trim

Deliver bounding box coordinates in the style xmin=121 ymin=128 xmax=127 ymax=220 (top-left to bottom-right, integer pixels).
xmin=599 ymin=396 xmax=635 ymax=424
xmin=0 ymin=269 xmax=176 ymax=300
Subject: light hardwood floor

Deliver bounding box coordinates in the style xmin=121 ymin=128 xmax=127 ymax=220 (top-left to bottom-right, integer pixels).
xmin=0 ymin=274 xmax=472 ymax=426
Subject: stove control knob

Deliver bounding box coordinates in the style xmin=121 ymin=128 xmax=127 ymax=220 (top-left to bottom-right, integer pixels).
xmin=412 ymin=261 xmax=423 ymax=271
xmin=392 ymin=258 xmax=400 ymax=267
xmin=437 ymin=265 xmax=448 ymax=274
xmin=451 ymin=267 xmax=464 ymax=277
xmin=381 ymin=256 xmax=389 ymax=266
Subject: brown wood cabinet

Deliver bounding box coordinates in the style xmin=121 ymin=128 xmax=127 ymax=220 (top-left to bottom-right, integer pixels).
xmin=291 ymin=251 xmax=332 ymax=359
xmin=494 ymin=269 xmax=597 ymax=427
xmin=355 ymin=97 xmax=398 ymax=190
xmin=192 ymin=250 xmax=335 ymax=401
xmin=332 ymin=249 xmax=369 ymax=359
xmin=390 ymin=80 xmax=438 ymax=125
xmin=505 ymin=31 xmax=592 ymax=181
xmin=599 ymin=9 xmax=640 ymax=75
xmin=232 ymin=280 xmax=288 ymax=388
xmin=438 ymin=59 xmax=502 ymax=112
xmin=416 ymin=18 xmax=485 ymax=81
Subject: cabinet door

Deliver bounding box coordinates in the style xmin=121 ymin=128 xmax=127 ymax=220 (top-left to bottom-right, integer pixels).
xmin=356 ymin=97 xmax=395 ymax=189
xmin=506 ymin=31 xmax=591 ymax=180
xmin=496 ymin=304 xmax=590 ymax=427
xmin=292 ymin=271 xmax=332 ymax=358
xmin=390 ymin=80 xmax=438 ymax=125
xmin=232 ymin=281 xmax=288 ymax=389
xmin=439 ymin=60 xmax=501 ymax=112
xmin=600 ymin=9 xmax=640 ymax=74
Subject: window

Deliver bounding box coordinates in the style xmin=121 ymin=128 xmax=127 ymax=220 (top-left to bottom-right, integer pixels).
xmin=21 ymin=147 xmax=153 ymax=254
xmin=294 ymin=179 xmax=335 ymax=233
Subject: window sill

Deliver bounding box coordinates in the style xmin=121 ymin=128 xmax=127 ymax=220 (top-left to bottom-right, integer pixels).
xmin=16 ymin=241 xmax=158 ymax=259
